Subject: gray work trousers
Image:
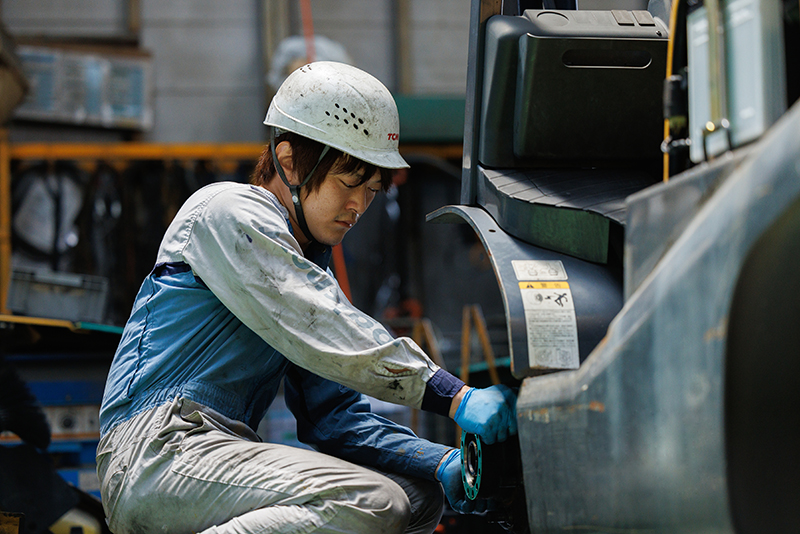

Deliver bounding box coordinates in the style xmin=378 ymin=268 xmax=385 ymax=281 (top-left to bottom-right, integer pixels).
xmin=96 ymin=397 xmax=444 ymax=534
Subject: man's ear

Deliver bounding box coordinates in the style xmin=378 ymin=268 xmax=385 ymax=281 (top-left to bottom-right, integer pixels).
xmin=275 ymin=141 xmax=298 ymax=185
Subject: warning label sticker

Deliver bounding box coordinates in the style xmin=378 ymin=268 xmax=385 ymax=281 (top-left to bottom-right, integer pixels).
xmin=512 ymin=260 xmax=568 ymax=281
xmin=518 ymin=280 xmax=579 ymax=369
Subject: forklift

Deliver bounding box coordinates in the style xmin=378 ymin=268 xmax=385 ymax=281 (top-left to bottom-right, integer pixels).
xmin=439 ymin=0 xmax=799 ymax=532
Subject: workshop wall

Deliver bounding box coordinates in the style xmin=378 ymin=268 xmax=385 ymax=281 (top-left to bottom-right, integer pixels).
xmin=0 ymin=1 xmax=129 ymax=36
xmin=405 ymin=2 xmax=470 ymax=94
xmin=140 ymin=1 xmax=265 ymax=142
xmin=2 ymin=0 xmax=470 ymax=143
xmin=309 ymin=0 xmax=470 ymax=94
xmin=2 ymin=0 xmax=265 ymax=142
xmin=305 ymin=0 xmax=396 ymax=90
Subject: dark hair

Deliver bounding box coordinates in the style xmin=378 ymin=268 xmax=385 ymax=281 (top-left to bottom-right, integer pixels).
xmin=250 ymin=132 xmax=394 ymax=193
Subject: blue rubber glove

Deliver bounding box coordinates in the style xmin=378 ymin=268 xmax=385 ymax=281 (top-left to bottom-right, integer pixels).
xmin=436 ymin=450 xmax=491 ymax=514
xmin=453 ymin=385 xmax=517 ymax=444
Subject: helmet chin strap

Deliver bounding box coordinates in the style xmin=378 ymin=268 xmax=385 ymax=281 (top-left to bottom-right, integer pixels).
xmin=270 ymin=128 xmax=331 ymax=245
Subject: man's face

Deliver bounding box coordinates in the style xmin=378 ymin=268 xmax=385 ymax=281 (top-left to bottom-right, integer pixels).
xmin=300 ymin=168 xmax=382 ymax=246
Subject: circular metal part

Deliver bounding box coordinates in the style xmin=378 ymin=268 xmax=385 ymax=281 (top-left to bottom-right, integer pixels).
xmin=459 ymin=431 xmax=528 ymax=530
xmin=461 ymin=432 xmax=483 ymax=500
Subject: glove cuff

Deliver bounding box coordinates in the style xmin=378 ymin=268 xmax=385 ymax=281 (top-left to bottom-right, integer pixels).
xmin=435 ymin=449 xmax=459 ymax=481
xmin=453 ymin=386 xmax=474 ymax=425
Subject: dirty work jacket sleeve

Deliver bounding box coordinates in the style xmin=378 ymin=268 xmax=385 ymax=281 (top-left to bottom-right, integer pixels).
xmin=163 ymin=184 xmax=438 ymax=410
xmin=284 ymin=363 xmax=451 ymax=481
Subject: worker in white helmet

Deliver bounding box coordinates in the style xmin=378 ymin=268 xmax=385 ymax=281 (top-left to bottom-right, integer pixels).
xmin=96 ymin=61 xmax=517 ymax=534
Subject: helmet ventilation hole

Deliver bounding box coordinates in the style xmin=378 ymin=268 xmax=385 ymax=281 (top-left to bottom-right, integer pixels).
xmin=363 ymin=130 xmax=369 ymax=136
xmin=326 ymin=108 xmax=365 ymax=127
xmin=326 ymin=104 xmax=366 ymax=128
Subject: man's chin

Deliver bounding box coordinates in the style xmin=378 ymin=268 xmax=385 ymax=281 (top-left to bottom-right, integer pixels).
xmin=318 ymin=235 xmax=345 ymax=248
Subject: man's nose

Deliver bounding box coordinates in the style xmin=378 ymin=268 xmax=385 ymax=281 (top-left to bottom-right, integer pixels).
xmin=348 ymin=187 xmax=369 ymax=215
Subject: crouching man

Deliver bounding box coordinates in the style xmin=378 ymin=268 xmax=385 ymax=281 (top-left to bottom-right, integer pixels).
xmin=97 ymin=61 xmax=517 ymax=534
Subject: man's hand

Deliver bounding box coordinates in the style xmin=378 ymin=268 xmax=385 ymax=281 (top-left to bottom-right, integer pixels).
xmin=436 ymin=450 xmax=492 ymax=514
xmin=452 ymin=385 xmax=517 ymax=444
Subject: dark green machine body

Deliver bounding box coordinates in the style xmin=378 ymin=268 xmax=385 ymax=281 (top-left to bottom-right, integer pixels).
xmin=479 ymin=11 xmax=667 ymax=168
xmin=445 ymin=1 xmax=800 ymax=532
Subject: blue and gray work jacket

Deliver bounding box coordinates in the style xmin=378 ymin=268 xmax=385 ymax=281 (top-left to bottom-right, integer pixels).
xmin=99 ymin=182 xmax=464 ymax=480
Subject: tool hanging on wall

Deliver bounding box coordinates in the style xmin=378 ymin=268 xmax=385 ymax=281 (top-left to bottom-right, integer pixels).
xmin=11 ymin=162 xmax=85 ymax=272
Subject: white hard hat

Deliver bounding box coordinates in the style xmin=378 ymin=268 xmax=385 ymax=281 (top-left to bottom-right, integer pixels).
xmin=264 ymin=61 xmax=409 ymax=170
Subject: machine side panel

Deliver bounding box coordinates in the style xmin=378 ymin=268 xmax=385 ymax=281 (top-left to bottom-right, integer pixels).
xmin=516 ymin=100 xmax=800 ymax=532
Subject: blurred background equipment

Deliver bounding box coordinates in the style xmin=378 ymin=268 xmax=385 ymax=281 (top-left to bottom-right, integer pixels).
xmin=13 ymin=44 xmax=152 ymax=131
xmin=267 ymin=35 xmax=352 ymax=91
xmin=11 ymin=162 xmax=84 ymax=270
